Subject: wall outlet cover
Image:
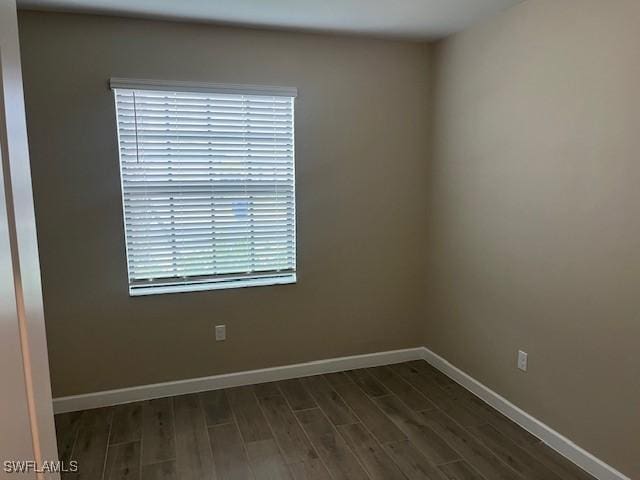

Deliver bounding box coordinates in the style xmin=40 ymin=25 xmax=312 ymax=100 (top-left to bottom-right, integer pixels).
xmin=215 ymin=325 xmax=226 ymax=341
xmin=518 ymin=350 xmax=528 ymax=372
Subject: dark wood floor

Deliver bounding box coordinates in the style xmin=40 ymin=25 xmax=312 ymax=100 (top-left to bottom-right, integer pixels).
xmin=55 ymin=360 xmax=596 ymax=480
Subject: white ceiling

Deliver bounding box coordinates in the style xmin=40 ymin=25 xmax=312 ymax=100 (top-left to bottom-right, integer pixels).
xmin=17 ymin=0 xmax=523 ymax=40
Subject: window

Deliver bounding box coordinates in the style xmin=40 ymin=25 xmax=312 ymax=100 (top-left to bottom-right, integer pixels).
xmin=112 ymin=79 xmax=297 ymax=296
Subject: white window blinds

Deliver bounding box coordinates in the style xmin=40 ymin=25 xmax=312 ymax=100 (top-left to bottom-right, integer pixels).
xmin=113 ymin=80 xmax=297 ymax=296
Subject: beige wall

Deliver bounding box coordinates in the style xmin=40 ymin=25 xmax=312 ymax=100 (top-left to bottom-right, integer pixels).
xmin=18 ymin=11 xmax=433 ymax=398
xmin=427 ymin=1 xmax=640 ymax=477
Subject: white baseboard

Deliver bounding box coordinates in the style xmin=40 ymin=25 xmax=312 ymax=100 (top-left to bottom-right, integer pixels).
xmin=52 ymin=347 xmax=424 ymax=414
xmin=52 ymin=345 xmax=630 ymax=480
xmin=420 ymin=346 xmax=631 ymax=480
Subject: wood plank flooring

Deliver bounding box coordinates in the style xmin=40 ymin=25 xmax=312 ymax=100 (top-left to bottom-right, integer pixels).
xmin=54 ymin=361 xmax=596 ymax=480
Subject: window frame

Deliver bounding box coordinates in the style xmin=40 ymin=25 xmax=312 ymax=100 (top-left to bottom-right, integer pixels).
xmin=111 ymin=78 xmax=298 ymax=296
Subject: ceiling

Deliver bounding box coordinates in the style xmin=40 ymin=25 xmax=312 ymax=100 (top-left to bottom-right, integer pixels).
xmin=17 ymin=0 xmax=523 ymax=40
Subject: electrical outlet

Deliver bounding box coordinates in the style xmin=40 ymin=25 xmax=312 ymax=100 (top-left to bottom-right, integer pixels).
xmin=517 ymin=350 xmax=528 ymax=372
xmin=215 ymin=324 xmax=226 ymax=341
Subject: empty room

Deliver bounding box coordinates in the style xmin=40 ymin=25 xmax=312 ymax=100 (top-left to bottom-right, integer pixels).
xmin=0 ymin=0 xmax=637 ymax=479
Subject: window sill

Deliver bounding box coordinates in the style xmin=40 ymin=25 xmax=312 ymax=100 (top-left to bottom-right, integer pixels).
xmin=129 ymin=273 xmax=297 ymax=297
